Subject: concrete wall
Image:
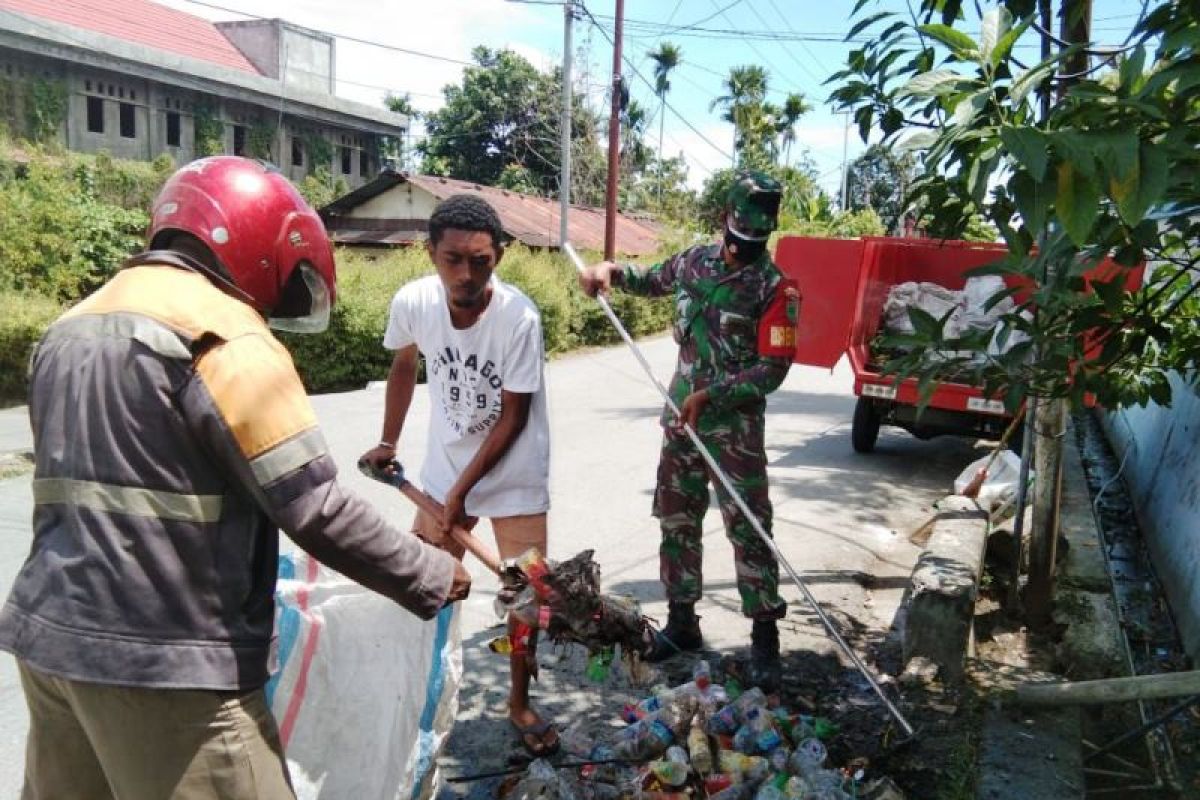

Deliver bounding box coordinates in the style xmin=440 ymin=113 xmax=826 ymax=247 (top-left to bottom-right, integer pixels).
xmin=215 ymin=20 xmax=280 ymax=78
xmin=353 ymin=182 xmax=438 ymax=220
xmin=1 ymin=41 xmax=376 ymax=188
xmin=66 ymin=67 xmax=152 ymax=161
xmin=1100 ymin=371 xmax=1200 ymax=661
xmin=281 ymin=26 xmax=333 ymax=96
xmin=217 ymin=19 xmax=334 ymax=96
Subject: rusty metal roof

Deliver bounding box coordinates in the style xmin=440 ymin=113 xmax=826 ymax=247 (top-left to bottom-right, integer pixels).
xmin=322 ymin=170 xmax=662 ymax=257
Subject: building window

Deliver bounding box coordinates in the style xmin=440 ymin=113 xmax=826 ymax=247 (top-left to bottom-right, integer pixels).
xmin=85 ymin=79 xmax=91 ymax=91
xmin=341 ymin=146 xmax=351 ymax=175
xmin=86 ymin=96 xmax=104 ymax=133
xmin=233 ymin=125 xmax=246 ymax=156
xmin=291 ymin=137 xmax=303 ymax=167
xmin=359 ymin=149 xmax=369 ymax=177
xmin=166 ymin=111 xmax=181 ymax=147
xmin=119 ymin=103 xmax=136 ymax=138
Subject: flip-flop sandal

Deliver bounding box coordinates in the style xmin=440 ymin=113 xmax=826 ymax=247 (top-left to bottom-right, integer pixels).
xmin=510 ymin=718 xmax=560 ymax=758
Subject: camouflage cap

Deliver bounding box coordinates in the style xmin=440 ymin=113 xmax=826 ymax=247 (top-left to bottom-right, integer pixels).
xmin=726 ymin=170 xmax=782 ymax=241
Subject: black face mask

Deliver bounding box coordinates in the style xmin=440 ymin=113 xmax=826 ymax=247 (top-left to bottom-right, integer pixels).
xmin=723 ymin=228 xmax=768 ymax=265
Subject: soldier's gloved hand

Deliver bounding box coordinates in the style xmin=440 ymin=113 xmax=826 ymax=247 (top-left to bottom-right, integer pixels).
xmin=579 ymin=261 xmax=621 ymax=297
xmin=676 ymin=389 xmax=710 ymax=430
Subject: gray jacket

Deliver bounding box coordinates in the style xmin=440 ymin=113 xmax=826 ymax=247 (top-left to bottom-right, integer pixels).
xmin=0 ymin=261 xmax=456 ymax=690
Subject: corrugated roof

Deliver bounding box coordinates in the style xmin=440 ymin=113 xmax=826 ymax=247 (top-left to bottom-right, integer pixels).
xmin=323 ymin=171 xmax=662 ymax=256
xmin=0 ymin=0 xmax=260 ymax=74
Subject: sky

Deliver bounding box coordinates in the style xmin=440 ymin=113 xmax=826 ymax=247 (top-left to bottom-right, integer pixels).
xmin=157 ymin=0 xmax=1148 ymax=196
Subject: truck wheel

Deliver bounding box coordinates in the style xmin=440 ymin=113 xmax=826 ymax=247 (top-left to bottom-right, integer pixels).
xmin=852 ymin=397 xmax=881 ymax=453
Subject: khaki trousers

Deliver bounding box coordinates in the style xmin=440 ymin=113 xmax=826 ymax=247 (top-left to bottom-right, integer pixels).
xmin=19 ymin=662 xmax=295 ymax=800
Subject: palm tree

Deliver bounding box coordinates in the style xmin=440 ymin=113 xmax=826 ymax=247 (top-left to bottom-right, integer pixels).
xmin=775 ymin=92 xmax=811 ymax=165
xmin=648 ymin=42 xmax=682 ymax=200
xmin=620 ymin=98 xmax=652 ymax=179
xmin=710 ymin=65 xmax=769 ymax=166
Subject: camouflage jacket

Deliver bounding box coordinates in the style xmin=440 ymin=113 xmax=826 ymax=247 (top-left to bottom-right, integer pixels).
xmin=621 ymin=243 xmax=799 ymax=429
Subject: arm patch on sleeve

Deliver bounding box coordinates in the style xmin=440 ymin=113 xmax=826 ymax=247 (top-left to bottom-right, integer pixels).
xmin=757 ymin=279 xmax=801 ymax=357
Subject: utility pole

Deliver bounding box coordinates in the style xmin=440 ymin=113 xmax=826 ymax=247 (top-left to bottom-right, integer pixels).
xmin=603 ymin=0 xmax=624 ymax=261
xmin=840 ymin=111 xmax=850 ymax=211
xmin=559 ymin=0 xmax=573 ymax=248
xmin=1026 ymin=0 xmax=1091 ymax=626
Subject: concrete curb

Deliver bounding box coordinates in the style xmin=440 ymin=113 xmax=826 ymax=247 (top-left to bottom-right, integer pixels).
xmin=902 ymin=495 xmax=989 ymax=681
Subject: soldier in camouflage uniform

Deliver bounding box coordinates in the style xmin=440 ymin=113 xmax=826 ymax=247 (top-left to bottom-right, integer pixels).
xmin=579 ymin=171 xmax=800 ymax=689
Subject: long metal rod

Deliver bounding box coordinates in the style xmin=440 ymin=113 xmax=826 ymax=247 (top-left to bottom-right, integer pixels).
xmin=563 ymin=243 xmax=915 ymax=737
xmin=558 ymin=0 xmax=573 ymax=247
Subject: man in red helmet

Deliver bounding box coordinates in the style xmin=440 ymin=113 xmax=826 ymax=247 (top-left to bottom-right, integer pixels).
xmin=0 ymin=157 xmax=470 ymax=799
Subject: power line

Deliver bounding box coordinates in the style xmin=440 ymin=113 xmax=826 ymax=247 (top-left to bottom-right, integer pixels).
xmin=577 ymin=3 xmax=732 ymax=164
xmin=705 ymin=0 xmax=810 ymax=94
xmin=742 ymin=0 xmax=826 ymax=90
xmin=762 ymin=0 xmax=837 ymax=86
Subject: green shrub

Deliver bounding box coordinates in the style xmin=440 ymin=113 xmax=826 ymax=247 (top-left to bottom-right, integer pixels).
xmin=281 ymin=244 xmax=674 ymax=393
xmin=0 ymin=290 xmax=61 ymax=403
xmin=278 ymin=250 xmax=431 ymax=393
xmin=0 ymin=157 xmax=148 ymax=301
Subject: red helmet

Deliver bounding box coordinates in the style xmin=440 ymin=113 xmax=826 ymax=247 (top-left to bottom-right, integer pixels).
xmin=147 ymin=156 xmax=336 ymax=332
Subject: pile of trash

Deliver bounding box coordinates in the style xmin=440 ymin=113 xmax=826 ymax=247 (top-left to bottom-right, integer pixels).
xmin=879 ymin=275 xmax=1030 ymax=357
xmin=503 ymin=661 xmax=903 ymax=799
xmin=491 ymin=548 xmax=655 ymax=681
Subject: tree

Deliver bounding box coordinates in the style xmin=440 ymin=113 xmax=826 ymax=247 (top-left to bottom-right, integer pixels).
xmin=845 ymin=144 xmax=917 ymax=232
xmin=710 ymin=65 xmax=772 ymax=169
xmin=831 ymin=1 xmax=1200 ymax=620
xmin=775 ymin=92 xmax=811 ymax=165
xmin=419 ymin=47 xmax=605 ymax=202
xmin=648 ymin=41 xmax=682 ymax=203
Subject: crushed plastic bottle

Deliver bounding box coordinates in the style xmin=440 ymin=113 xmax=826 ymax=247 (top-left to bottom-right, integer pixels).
xmin=687 ymin=721 xmax=713 ymax=776
xmin=768 ymin=746 xmax=791 ymax=774
xmin=649 ymin=758 xmax=689 ymax=786
xmin=665 ymin=744 xmax=689 ymax=765
xmin=612 ymin=716 xmax=673 ymax=761
xmin=559 ymin=720 xmax=596 ymax=758
xmin=787 ymin=738 xmax=828 ymax=776
xmin=693 ymin=660 xmax=712 ymax=691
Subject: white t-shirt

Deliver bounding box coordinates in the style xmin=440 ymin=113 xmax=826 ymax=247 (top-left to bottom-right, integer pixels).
xmin=384 ymin=275 xmax=550 ymax=517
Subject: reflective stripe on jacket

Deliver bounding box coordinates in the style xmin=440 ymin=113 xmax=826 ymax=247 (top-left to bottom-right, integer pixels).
xmin=0 ymin=264 xmax=456 ymax=690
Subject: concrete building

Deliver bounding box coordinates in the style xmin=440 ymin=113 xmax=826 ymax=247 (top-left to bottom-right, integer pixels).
xmin=321 ymin=170 xmax=663 ymax=256
xmin=0 ymin=0 xmax=405 ymax=188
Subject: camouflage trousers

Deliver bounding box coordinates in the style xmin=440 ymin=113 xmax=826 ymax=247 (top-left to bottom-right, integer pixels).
xmin=652 ymin=414 xmax=786 ymax=621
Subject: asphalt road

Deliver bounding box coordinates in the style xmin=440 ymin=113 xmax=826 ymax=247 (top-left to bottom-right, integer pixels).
xmin=0 ymin=334 xmax=983 ymax=797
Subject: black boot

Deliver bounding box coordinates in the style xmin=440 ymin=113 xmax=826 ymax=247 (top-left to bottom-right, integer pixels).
xmin=746 ymin=619 xmax=782 ymax=693
xmin=644 ymin=602 xmax=703 ymax=662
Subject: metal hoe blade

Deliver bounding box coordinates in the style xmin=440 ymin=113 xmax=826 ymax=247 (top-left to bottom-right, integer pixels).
xmin=563 ymin=242 xmax=915 ymax=737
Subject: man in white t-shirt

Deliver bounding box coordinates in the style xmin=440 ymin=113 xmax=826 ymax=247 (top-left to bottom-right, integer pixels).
xmin=360 ymin=194 xmax=555 ymax=757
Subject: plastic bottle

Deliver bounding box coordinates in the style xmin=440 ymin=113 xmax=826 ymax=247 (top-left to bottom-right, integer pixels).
xmin=783 ymin=775 xmax=811 ymax=799
xmin=656 ymin=694 xmax=699 ymax=739
xmin=612 ymin=716 xmax=673 ymax=761
xmin=753 ymin=783 xmax=786 ymax=800
xmin=768 ymin=746 xmax=791 ymax=774
xmin=705 ymin=773 xmax=736 ymax=794
xmin=725 ymin=677 xmax=744 ymax=701
xmin=742 ymin=755 xmax=770 ymax=782
xmin=648 ymin=759 xmax=689 ymax=787
xmin=693 ymin=660 xmax=712 ymax=691
xmin=732 ymin=723 xmax=757 ymax=754
xmin=787 ymin=738 xmax=827 ymax=776
xmin=708 ymin=703 xmax=740 ymax=735
xmin=558 ymin=721 xmax=596 ymax=758
xmin=718 ymin=749 xmax=748 ymax=777
xmin=732 ymin=687 xmax=767 ymax=715
xmin=687 ymin=721 xmax=713 ymax=776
